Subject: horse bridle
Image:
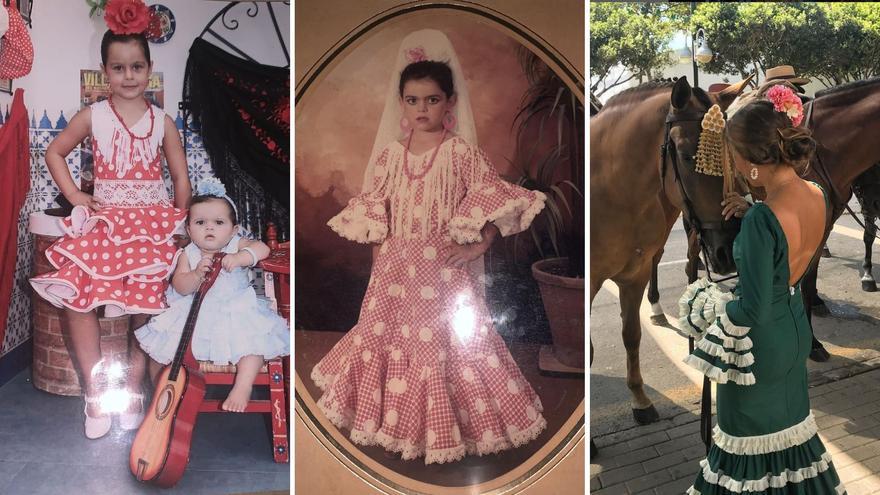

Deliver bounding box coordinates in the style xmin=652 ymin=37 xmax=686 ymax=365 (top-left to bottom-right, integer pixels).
xmin=661 ymin=111 xmax=739 ymax=284
xmin=661 ymin=108 xmax=742 ymax=454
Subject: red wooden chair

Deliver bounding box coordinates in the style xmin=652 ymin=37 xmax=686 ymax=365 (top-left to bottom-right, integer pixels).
xmin=196 ymin=224 xmax=290 ymax=463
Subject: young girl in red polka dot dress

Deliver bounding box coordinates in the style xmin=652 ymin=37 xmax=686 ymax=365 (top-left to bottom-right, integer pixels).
xmin=29 ymin=8 xmax=191 ymax=440
xmin=311 ymin=30 xmax=548 ymax=464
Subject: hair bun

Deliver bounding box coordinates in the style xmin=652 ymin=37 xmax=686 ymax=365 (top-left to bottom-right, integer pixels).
xmin=777 ymin=127 xmax=816 ymax=166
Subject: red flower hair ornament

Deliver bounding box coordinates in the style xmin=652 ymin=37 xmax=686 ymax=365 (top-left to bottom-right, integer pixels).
xmin=104 ymin=0 xmax=153 ymax=35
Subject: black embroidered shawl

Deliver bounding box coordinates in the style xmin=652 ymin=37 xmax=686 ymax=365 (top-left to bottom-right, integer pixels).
xmin=183 ymin=38 xmax=289 ymax=207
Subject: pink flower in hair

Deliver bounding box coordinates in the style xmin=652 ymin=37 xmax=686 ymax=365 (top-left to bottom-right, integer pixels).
xmin=766 ymin=84 xmax=804 ymax=126
xmin=405 ymin=47 xmax=428 ymax=63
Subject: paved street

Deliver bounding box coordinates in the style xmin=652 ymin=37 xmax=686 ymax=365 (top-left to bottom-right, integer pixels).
xmin=591 ymin=203 xmax=880 ymax=494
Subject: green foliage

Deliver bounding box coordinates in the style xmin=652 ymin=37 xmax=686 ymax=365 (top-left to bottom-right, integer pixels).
xmin=590 ymin=3 xmax=680 ymax=96
xmin=511 ymin=47 xmax=585 ymax=277
xmin=85 ymin=0 xmax=108 ymax=18
xmin=694 ymin=2 xmax=880 ymax=87
xmin=593 ymin=2 xmax=880 ymax=92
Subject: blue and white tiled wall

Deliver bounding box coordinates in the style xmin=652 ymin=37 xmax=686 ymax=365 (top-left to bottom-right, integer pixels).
xmin=0 ymin=108 xmax=216 ymax=357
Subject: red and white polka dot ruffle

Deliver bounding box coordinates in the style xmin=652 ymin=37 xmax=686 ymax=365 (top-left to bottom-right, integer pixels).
xmin=30 ymin=100 xmax=185 ymax=316
xmin=0 ymin=3 xmax=33 ymax=80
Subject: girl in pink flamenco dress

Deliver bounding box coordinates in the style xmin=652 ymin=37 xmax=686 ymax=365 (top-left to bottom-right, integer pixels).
xmin=29 ymin=21 xmax=191 ymax=440
xmin=311 ymin=29 xmax=548 ymax=464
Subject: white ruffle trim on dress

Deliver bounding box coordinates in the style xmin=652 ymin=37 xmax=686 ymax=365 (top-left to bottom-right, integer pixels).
xmin=686 ymin=483 xmax=846 ymax=495
xmin=683 ymin=354 xmax=756 ymax=386
xmin=695 ymin=336 xmax=755 ymax=368
xmin=713 ymin=413 xmax=818 ymax=455
xmin=693 ymin=452 xmax=837 ymax=493
xmin=680 ymin=277 xmax=755 ymax=385
xmin=357 ymin=414 xmax=547 ymax=465
xmin=311 ymin=354 xmax=548 ymax=465
xmin=59 ymin=204 xmax=186 ymax=246
xmin=716 ymin=313 xmax=749 ymax=337
xmin=678 ymin=278 xmax=715 ymax=337
xmin=327 ymin=206 xmax=388 ymax=244
xmin=310 ymin=365 xmax=334 ymax=391
xmin=704 ymin=324 xmax=754 ymax=352
xmin=448 ymin=192 xmax=546 ymax=244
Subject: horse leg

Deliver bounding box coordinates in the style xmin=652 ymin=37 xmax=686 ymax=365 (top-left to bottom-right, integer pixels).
xmin=862 ymin=214 xmax=877 ymax=292
xmin=802 ymin=264 xmax=831 ymax=362
xmin=618 ymin=275 xmax=659 ymax=425
xmin=647 ymin=249 xmax=667 ymax=325
xmin=682 ymin=217 xmax=704 ymax=272
xmin=805 ymin=259 xmax=829 ymax=317
xmin=589 ymin=278 xmax=600 ymax=456
xmin=685 ymin=228 xmax=701 ymax=284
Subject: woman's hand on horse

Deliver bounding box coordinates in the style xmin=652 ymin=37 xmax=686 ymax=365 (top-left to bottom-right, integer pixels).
xmin=722 ymin=193 xmax=749 ymax=220
xmin=444 ymin=241 xmax=489 ymax=268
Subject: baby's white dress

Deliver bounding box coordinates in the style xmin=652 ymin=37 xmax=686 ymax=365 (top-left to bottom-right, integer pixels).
xmin=135 ymin=235 xmax=289 ymax=365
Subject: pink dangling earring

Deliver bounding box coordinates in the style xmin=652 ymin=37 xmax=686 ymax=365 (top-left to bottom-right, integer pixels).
xmin=749 ymin=166 xmax=759 ymax=180
xmin=400 ymin=117 xmax=411 ymax=132
xmin=442 ymin=111 xmax=456 ymax=131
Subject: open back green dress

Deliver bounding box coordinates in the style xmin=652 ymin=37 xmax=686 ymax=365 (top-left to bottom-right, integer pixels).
xmin=680 ymin=183 xmax=845 ymax=494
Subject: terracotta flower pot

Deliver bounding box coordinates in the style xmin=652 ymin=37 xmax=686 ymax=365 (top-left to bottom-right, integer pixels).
xmin=531 ymin=257 xmax=584 ymax=368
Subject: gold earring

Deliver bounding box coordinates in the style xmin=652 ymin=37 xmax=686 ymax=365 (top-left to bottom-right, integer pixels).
xmin=749 ymin=166 xmax=759 ymax=180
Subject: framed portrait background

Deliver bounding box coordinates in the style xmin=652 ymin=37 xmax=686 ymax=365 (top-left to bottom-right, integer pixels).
xmin=295 ymin=1 xmax=585 ymax=494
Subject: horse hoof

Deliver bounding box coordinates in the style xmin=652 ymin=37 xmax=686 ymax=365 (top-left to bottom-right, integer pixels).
xmin=632 ymin=405 xmax=660 ymax=425
xmin=821 ymin=247 xmax=832 ymax=258
xmin=863 ymin=280 xmax=878 ymax=292
xmin=810 ymin=345 xmax=831 ymax=363
xmin=590 ymin=439 xmax=598 ymax=458
xmin=650 ymin=314 xmax=668 ymax=326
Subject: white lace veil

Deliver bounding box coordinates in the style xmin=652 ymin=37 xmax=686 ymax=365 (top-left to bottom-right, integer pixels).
xmin=362 ymin=29 xmax=477 ymax=193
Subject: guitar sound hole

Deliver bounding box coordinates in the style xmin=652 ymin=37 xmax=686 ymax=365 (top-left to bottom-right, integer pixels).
xmin=156 ymin=386 xmax=175 ymax=420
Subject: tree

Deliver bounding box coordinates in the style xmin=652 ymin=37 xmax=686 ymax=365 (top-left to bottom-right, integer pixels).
xmin=692 ymin=2 xmax=880 ymax=88
xmin=590 ymin=3 xmax=684 ymax=97
xmin=817 ymin=3 xmax=880 ymax=85
xmin=592 ymin=2 xmax=880 ymax=95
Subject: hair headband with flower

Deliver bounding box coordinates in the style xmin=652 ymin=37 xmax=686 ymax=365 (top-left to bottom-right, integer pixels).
xmin=195 ymin=177 xmax=238 ymax=216
xmin=103 ymin=0 xmax=160 ymax=37
xmin=766 ymin=84 xmax=804 ymax=127
xmin=405 ymin=46 xmax=428 ymax=63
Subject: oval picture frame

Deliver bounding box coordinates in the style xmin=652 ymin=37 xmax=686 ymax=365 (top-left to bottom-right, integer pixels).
xmin=295 ymin=2 xmax=584 ymax=493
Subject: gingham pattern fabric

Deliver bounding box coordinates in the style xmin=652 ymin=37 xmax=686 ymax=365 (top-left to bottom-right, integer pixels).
xmin=314 ymin=138 xmax=547 ymax=464
xmin=30 ymin=101 xmax=186 ymax=317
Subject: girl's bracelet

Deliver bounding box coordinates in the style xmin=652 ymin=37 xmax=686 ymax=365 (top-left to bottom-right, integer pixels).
xmin=241 ymin=247 xmax=259 ymax=267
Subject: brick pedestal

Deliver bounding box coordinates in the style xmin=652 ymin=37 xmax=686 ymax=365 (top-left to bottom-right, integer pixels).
xmin=31 ymin=225 xmax=132 ymax=396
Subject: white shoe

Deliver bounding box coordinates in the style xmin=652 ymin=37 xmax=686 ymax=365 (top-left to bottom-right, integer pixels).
xmin=118 ymin=393 xmax=145 ymax=430
xmin=84 ymin=395 xmax=111 ymax=439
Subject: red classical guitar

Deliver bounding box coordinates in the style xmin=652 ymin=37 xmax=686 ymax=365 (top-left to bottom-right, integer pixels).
xmin=130 ymin=253 xmax=224 ymax=487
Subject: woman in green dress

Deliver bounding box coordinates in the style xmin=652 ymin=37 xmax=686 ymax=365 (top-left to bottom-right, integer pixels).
xmin=680 ymin=90 xmax=845 ymax=494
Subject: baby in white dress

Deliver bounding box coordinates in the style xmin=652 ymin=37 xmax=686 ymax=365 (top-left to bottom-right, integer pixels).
xmin=136 ymin=181 xmax=289 ymax=411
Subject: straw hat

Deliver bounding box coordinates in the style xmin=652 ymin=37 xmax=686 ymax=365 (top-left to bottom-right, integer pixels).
xmin=764 ymin=65 xmax=810 ymax=86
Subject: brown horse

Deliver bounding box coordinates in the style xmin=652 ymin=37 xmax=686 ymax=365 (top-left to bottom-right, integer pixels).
xmin=653 ymin=77 xmax=880 ymax=362
xmin=590 ymin=76 xmax=750 ymax=424
xmin=797 ymin=78 xmax=880 ymax=342
xmin=852 ymin=165 xmax=880 ymax=292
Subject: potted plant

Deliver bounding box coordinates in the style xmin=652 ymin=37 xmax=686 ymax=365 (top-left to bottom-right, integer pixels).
xmin=506 ymin=47 xmax=585 ymax=371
